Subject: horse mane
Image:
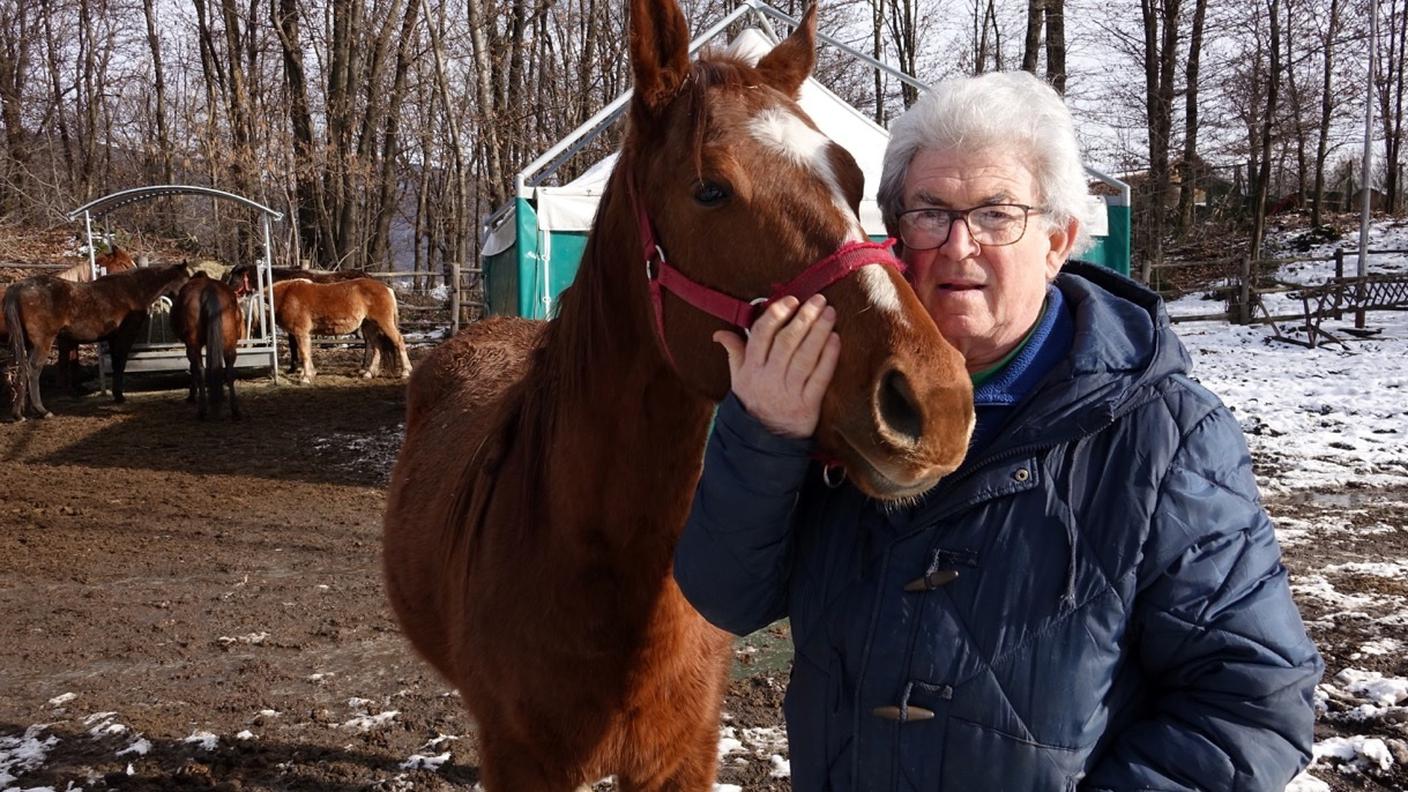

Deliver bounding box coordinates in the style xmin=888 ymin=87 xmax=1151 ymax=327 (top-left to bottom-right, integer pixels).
xmin=453 ymin=57 xmax=760 ymax=542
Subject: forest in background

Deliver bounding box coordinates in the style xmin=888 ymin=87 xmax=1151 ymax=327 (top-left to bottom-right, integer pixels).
xmin=0 ymin=0 xmax=1395 ymax=286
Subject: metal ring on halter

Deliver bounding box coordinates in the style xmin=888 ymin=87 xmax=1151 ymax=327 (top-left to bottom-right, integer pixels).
xmin=744 ymin=296 xmax=768 ymax=337
xmin=645 ymin=245 xmax=666 ymax=279
xmin=822 ymin=463 xmax=846 ymax=488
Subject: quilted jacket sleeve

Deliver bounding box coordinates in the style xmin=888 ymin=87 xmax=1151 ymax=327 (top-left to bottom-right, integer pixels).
xmin=673 ymin=393 xmax=815 ymax=637
xmin=1082 ymin=405 xmax=1323 ymax=792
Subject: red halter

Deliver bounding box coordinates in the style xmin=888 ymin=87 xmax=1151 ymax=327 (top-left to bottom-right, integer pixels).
xmin=626 ymin=178 xmax=907 ymax=366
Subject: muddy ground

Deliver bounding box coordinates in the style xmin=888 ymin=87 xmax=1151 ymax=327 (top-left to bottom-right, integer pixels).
xmin=0 ymin=349 xmax=1403 ymax=791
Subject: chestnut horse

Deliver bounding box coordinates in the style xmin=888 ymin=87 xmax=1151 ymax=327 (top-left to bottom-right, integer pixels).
xmin=5 ymin=263 xmax=192 ymax=419
xmin=270 ymin=277 xmax=410 ymax=383
xmin=171 ymin=273 xmax=244 ymax=420
xmin=382 ymin=2 xmax=974 ymax=789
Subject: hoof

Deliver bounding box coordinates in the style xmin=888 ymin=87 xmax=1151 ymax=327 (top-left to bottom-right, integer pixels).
xmin=359 ymin=371 xmax=372 ymax=380
xmin=39 ymin=411 xmax=53 ymax=420
xmin=112 ymin=395 xmax=126 ymax=404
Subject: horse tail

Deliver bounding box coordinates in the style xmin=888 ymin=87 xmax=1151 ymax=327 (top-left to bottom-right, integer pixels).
xmin=4 ymin=286 xmax=27 ymax=405
xmin=384 ymin=286 xmax=402 ymax=356
xmin=203 ymin=285 xmax=225 ymax=403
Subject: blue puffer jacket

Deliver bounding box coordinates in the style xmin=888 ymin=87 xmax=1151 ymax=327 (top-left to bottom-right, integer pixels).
xmin=675 ymin=263 xmax=1322 ymax=791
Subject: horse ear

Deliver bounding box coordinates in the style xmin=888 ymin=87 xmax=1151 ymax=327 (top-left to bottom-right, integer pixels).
xmin=756 ymin=4 xmax=818 ymax=98
xmin=629 ymin=0 xmax=691 ymax=122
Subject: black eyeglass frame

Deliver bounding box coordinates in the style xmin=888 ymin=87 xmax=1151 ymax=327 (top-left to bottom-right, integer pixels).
xmin=895 ymin=203 xmax=1048 ymax=251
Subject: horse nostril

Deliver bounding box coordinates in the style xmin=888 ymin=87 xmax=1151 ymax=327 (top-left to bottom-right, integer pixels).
xmin=876 ymin=368 xmax=924 ymax=447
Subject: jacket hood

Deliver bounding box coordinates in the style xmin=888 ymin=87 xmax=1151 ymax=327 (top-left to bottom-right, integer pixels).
xmin=990 ymin=261 xmax=1193 ymax=452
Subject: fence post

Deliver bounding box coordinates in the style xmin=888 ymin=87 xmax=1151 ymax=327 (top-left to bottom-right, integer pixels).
xmin=1239 ymin=255 xmax=1251 ymax=325
xmin=1332 ymin=249 xmax=1344 ymax=319
xmin=451 ymin=260 xmax=462 ymax=337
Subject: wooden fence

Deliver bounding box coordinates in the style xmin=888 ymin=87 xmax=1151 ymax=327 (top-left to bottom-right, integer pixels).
xmin=1165 ymin=248 xmax=1408 ymax=327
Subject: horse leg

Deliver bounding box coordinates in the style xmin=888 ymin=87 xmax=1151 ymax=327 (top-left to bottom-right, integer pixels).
xmin=24 ymin=337 xmax=54 ymax=419
xmin=361 ymin=324 xmax=382 ymax=378
xmin=56 ymin=338 xmax=79 ymax=395
xmin=193 ymin=345 xmax=209 ymax=420
xmin=617 ymin=729 xmax=720 ymax=792
xmin=380 ymin=322 xmax=412 ymax=379
xmin=296 ymin=333 xmax=314 ymax=383
xmin=224 ymin=347 xmax=241 ymax=421
xmin=185 ymin=346 xmax=200 ymax=404
xmin=476 ymin=733 xmax=583 ymax=792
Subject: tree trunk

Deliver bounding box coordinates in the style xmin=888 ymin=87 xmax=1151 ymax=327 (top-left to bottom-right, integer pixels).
xmin=1177 ymin=0 xmax=1207 ymax=234
xmin=368 ymin=0 xmax=420 ymax=269
xmin=1045 ymin=0 xmax=1066 ymax=93
xmin=1250 ymin=0 xmax=1281 ymax=264
xmin=1312 ymin=0 xmax=1341 ymax=226
xmin=1022 ymin=0 xmax=1044 ymax=74
xmin=1140 ymin=0 xmax=1180 ymax=282
xmin=0 ymin=2 xmax=31 ymax=215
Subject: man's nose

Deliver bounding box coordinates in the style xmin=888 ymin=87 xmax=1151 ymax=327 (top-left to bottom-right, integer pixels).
xmin=938 ymin=216 xmax=980 ymax=259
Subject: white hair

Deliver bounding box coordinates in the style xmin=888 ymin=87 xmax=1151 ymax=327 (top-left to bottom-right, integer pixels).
xmin=878 ymin=71 xmax=1092 ymax=255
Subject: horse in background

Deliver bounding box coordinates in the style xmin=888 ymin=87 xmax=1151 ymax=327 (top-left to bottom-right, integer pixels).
xmin=227 ymin=264 xmax=365 ymax=288
xmin=5 ymin=263 xmax=193 ymax=420
xmin=270 ymin=277 xmax=410 ymax=383
xmin=227 ymin=264 xmax=372 ymax=374
xmin=382 ymin=1 xmax=974 ymax=788
xmin=171 ymin=273 xmax=244 ymax=420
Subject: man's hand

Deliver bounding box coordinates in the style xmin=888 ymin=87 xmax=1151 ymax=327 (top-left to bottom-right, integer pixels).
xmin=714 ymin=294 xmax=840 ymax=439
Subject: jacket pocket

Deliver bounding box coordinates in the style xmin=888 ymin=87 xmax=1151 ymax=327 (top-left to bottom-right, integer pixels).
xmin=935 ymin=716 xmax=1085 ymax=791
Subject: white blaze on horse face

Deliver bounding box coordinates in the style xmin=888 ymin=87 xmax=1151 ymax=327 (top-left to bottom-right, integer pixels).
xmin=748 ymin=107 xmax=903 ymax=317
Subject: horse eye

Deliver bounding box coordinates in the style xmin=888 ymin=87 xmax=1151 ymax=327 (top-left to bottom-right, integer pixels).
xmin=692 ymin=180 xmax=730 ymax=207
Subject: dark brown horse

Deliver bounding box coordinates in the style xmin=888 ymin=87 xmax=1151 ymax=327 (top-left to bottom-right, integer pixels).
xmin=171 ymin=273 xmax=244 ymax=420
xmin=5 ymin=263 xmax=192 ymax=420
xmin=382 ymin=2 xmax=974 ymax=789
xmin=270 ymin=277 xmax=410 ymax=383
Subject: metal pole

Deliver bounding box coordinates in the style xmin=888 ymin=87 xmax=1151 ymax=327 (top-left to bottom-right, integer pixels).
xmin=1359 ymin=0 xmax=1377 ymax=328
xmin=452 ymin=259 xmax=462 ymax=336
xmin=263 ymin=214 xmax=280 ymax=383
xmin=84 ymin=211 xmax=98 ymax=280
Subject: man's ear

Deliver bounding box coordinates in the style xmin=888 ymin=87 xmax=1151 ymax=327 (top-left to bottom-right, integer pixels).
xmin=755 ymin=4 xmax=817 ymax=99
xmin=1045 ymin=216 xmax=1079 ymax=279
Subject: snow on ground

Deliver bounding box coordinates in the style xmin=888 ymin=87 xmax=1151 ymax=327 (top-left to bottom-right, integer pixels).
xmin=1168 ymin=220 xmax=1408 ymax=790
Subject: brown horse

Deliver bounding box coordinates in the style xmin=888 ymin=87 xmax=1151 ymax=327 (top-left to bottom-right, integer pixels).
xmin=270 ymin=277 xmax=410 ymax=383
xmin=171 ymin=273 xmax=244 ymax=420
xmin=5 ymin=262 xmax=192 ymax=419
xmin=382 ymin=2 xmax=974 ymax=789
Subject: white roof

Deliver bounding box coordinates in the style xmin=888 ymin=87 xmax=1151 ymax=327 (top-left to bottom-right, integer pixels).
xmin=484 ymin=28 xmax=891 ymax=256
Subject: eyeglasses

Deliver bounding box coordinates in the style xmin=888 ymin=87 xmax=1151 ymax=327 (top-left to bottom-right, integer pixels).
xmin=896 ymin=204 xmax=1046 ymax=250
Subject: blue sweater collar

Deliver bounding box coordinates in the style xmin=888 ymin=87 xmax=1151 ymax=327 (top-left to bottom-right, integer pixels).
xmin=971 ymin=284 xmax=1072 ymax=408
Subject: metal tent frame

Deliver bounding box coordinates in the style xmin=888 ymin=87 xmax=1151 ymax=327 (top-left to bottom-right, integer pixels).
xmin=67 ymin=185 xmax=282 ymax=386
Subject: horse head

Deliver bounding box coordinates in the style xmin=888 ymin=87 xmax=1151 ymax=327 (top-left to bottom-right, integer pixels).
xmin=621 ymin=0 xmax=974 ymax=499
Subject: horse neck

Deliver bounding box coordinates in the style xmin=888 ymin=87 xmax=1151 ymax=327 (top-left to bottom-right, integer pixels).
xmin=115 ymin=268 xmax=182 ymax=307
xmin=524 ymin=175 xmax=715 ymax=551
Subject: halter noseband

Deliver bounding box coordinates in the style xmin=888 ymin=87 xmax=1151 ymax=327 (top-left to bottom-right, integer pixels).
xmin=626 ymin=177 xmax=907 ymax=367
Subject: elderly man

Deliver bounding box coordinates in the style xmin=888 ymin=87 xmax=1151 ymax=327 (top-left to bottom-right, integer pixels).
xmin=674 ymin=70 xmax=1321 ymax=790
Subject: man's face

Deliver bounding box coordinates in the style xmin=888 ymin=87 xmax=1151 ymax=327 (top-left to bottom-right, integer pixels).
xmin=899 ymin=147 xmax=1075 ymax=373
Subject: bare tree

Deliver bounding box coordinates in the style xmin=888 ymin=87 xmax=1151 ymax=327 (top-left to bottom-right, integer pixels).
xmin=1139 ymin=0 xmax=1180 ymax=282
xmin=1250 ymin=0 xmax=1281 ymax=264
xmin=1176 ymin=0 xmax=1207 ymax=234
xmin=1311 ymin=0 xmax=1343 ymax=226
